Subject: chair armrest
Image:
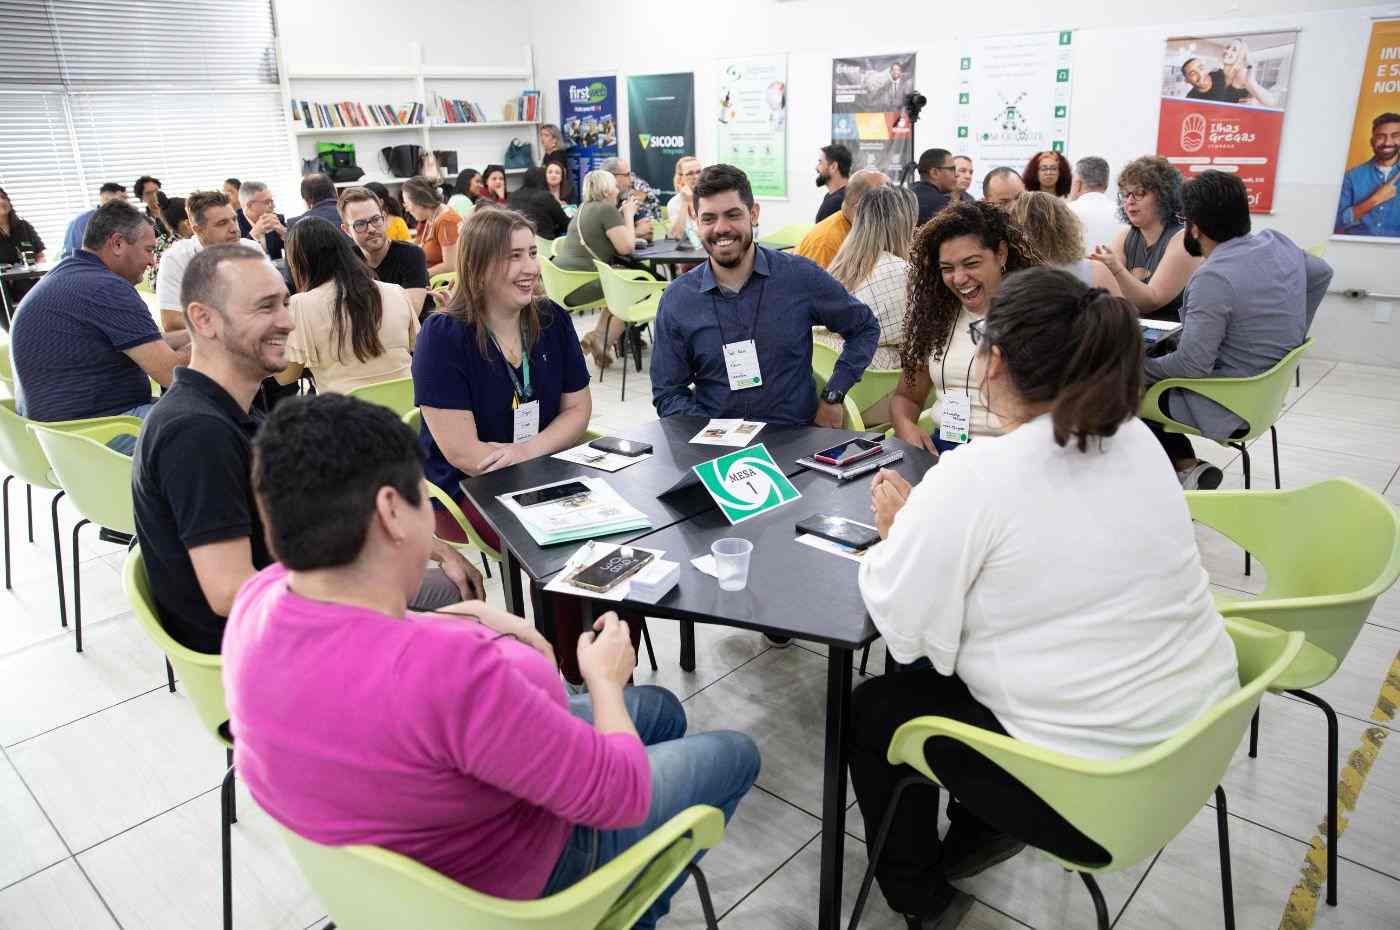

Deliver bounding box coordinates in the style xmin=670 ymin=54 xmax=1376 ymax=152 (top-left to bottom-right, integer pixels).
xmin=425 ymin=481 xmax=502 ymax=563
xmin=70 ymin=420 xmax=143 ymax=446
xmin=594 ymin=806 xmax=725 ymax=930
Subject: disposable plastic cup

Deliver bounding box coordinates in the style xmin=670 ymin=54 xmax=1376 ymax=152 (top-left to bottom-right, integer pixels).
xmin=711 ymin=538 xmax=753 ymax=591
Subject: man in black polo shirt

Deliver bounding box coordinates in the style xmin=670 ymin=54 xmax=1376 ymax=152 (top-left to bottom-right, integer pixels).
xmin=131 ymin=243 xmax=483 ymax=653
xmin=814 ymin=144 xmax=852 ymax=222
xmin=911 ymin=148 xmax=958 ymax=225
xmin=338 ymin=186 xmax=430 ymax=319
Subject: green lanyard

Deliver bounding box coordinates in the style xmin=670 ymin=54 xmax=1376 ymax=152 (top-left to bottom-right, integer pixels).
xmin=488 ymin=319 xmax=532 ymax=408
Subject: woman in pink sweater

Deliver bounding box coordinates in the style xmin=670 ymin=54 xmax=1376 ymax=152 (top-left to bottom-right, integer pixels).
xmin=223 ymin=394 xmax=759 ymax=928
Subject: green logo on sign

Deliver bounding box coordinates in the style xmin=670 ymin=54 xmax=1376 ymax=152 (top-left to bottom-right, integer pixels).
xmin=958 ymin=92 xmax=969 ymax=105
xmin=1054 ymin=105 xmax=1067 ymax=118
xmin=957 ymin=126 xmax=968 ymax=138
xmin=588 ymin=81 xmax=608 ymax=103
xmin=960 ymin=57 xmax=971 ymax=70
xmin=1052 ymin=141 xmax=1065 ymax=152
xmin=1056 ymin=68 xmax=1070 ymax=82
xmin=1059 ymin=31 xmax=1072 ymax=45
xmin=692 ymin=444 xmax=801 ymax=525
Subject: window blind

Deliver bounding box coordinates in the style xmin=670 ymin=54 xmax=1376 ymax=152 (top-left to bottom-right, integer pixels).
xmin=0 ymin=0 xmax=291 ymax=256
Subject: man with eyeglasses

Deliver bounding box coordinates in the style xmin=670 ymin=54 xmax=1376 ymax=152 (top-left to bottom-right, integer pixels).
xmin=912 ymin=148 xmax=958 ymax=225
xmin=600 ymin=157 xmax=658 ymax=239
xmin=236 ymin=181 xmax=287 ymax=261
xmin=338 ymin=186 xmax=429 ymax=320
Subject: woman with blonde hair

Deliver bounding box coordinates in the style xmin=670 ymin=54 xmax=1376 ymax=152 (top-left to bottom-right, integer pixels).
xmin=1009 ymin=191 xmax=1121 ymax=296
xmin=666 ymin=156 xmax=703 ymax=239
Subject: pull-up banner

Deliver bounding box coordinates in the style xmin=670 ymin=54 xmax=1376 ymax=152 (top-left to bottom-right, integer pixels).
xmin=558 ymin=75 xmax=619 ymax=198
xmin=717 ymin=55 xmax=788 ymax=198
xmin=1333 ymin=18 xmax=1400 ymax=241
xmin=831 ymin=53 xmax=916 ymax=178
xmin=627 ymin=72 xmax=696 ymax=194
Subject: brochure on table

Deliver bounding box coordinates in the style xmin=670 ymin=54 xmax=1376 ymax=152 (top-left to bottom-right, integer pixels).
xmin=544 ymin=541 xmax=677 ymax=603
xmin=691 ymin=443 xmax=802 ymax=525
xmin=498 ymin=477 xmax=651 ymax=546
xmin=795 ymin=532 xmax=871 ymax=563
xmin=689 ymin=419 xmax=765 ymax=447
xmin=552 ymin=442 xmax=653 ymax=472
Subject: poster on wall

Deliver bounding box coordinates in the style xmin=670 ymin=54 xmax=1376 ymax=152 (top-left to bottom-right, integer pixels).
xmin=558 ymin=75 xmax=619 ymax=198
xmin=717 ymin=55 xmax=788 ymax=199
xmin=831 ymin=53 xmax=916 ymax=178
xmin=1156 ymin=31 xmax=1298 ymax=214
xmin=955 ymin=31 xmax=1073 ymax=191
xmin=1333 ymin=18 xmax=1400 ymax=242
xmin=626 ymin=73 xmax=696 ymax=193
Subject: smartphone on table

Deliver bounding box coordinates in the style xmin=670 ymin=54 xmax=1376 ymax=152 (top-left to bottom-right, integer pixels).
xmin=813 ymin=437 xmax=884 ymax=467
xmin=510 ymin=481 xmax=590 ymax=509
xmin=571 ymin=548 xmax=656 ymax=592
xmin=796 ymin=514 xmax=882 ymax=551
xmin=588 ymin=436 xmax=653 ymax=457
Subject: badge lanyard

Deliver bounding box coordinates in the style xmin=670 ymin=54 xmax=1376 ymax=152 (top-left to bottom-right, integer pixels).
xmin=488 ymin=319 xmax=533 ymax=409
xmin=709 ymin=276 xmax=768 ymax=346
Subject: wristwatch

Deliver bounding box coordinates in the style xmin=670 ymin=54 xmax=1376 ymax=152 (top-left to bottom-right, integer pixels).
xmin=822 ymin=388 xmax=845 ymax=406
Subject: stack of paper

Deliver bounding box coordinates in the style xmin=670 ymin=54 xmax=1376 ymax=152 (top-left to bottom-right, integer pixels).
xmin=552 ymin=442 xmax=652 ymax=472
xmin=500 ymin=477 xmax=651 ymax=546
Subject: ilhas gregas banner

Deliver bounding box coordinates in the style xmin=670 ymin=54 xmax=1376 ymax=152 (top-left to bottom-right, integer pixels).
xmin=626 ymin=73 xmax=696 ymax=194
xmin=557 ymin=75 xmax=619 ymax=198
xmin=1156 ymin=31 xmax=1298 ymax=213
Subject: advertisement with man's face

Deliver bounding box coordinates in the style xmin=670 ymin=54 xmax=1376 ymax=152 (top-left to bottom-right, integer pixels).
xmin=831 ymin=53 xmax=916 ymax=177
xmin=1333 ymin=18 xmax=1400 ymax=242
xmin=1155 ymin=30 xmax=1297 ymax=213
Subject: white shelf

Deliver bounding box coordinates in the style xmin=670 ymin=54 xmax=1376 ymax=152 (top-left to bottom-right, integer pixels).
xmin=288 ymin=69 xmax=417 ymax=80
xmin=423 ymin=68 xmax=531 ymax=80
xmin=294 ymin=124 xmax=425 ymax=136
xmin=333 ymin=175 xmax=407 ymax=188
xmin=430 ymin=120 xmax=540 ymax=130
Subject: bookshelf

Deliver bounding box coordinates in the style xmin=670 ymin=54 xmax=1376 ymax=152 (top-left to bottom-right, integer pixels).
xmin=278 ymin=43 xmax=540 ymax=192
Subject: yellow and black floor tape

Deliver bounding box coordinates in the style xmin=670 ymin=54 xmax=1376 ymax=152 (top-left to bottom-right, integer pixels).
xmin=1277 ymin=648 xmax=1399 ymax=930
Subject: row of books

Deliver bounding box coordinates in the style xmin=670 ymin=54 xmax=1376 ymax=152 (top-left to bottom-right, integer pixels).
xmin=291 ymin=99 xmax=424 ymax=129
xmin=515 ymin=89 xmax=541 ymax=122
xmin=434 ymin=94 xmax=490 ymax=124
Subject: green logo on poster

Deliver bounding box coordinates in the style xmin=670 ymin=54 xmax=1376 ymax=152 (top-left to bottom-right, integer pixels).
xmin=957 ymin=126 xmax=968 ymax=138
xmin=959 ymin=92 xmax=969 ymax=104
xmin=588 ymin=81 xmax=608 ymax=103
xmin=1054 ymin=105 xmax=1067 ymax=118
xmin=1052 ymin=141 xmax=1065 ymax=152
xmin=692 ymin=444 xmax=801 ymax=526
xmin=960 ymin=57 xmax=971 ymax=70
xmin=1056 ymin=68 xmax=1070 ymax=82
xmin=1059 ymin=31 xmax=1072 ymax=45
xmin=638 ymin=134 xmax=651 ymax=149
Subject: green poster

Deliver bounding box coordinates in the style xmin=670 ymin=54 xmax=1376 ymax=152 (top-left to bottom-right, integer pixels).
xmin=716 ymin=55 xmax=787 ymax=198
xmin=692 ymin=444 xmax=801 ymax=525
xmin=627 ymin=72 xmax=695 ymax=193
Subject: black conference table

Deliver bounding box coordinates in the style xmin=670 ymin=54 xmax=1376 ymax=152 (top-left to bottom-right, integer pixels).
xmin=0 ymin=262 xmax=54 ymax=326
xmin=630 ymin=236 xmax=705 ymax=269
xmin=460 ymin=418 xmax=936 ymax=930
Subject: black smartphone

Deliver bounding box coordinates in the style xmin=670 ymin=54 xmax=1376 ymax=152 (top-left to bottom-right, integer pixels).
xmin=572 ymin=549 xmax=656 ymax=592
xmin=796 ymin=514 xmax=882 ymax=551
xmin=588 ymin=436 xmax=654 ymax=457
xmin=813 ymin=437 xmax=884 ymax=467
xmin=510 ymin=481 xmax=590 ymax=509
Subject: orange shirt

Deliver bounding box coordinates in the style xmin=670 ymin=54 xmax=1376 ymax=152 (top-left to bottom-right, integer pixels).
xmin=416 ymin=207 xmax=462 ymax=267
xmin=794 ymin=210 xmax=851 ymax=269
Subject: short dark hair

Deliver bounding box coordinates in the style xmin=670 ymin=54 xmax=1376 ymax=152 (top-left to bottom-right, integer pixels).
xmin=1181 ymin=170 xmax=1251 ymax=243
xmin=252 ymin=395 xmax=426 ymax=571
xmin=1180 ymin=57 xmax=1202 ymax=79
xmin=693 ymin=164 xmax=754 ymax=213
xmin=82 ymin=200 xmax=149 ymax=250
xmin=161 ymin=197 xmax=189 ymax=232
xmin=186 ymin=190 xmax=230 ymax=228
xmin=180 ymin=242 xmax=265 ymax=316
xmin=224 ymin=178 xmax=241 ymax=189
xmin=982 ymin=166 xmax=1020 ymax=197
xmin=820 ymin=144 xmax=852 ymax=179
xmin=99 ymin=182 xmax=127 ymax=196
xmin=300 ymin=173 xmax=336 ymax=205
xmin=917 ymin=148 xmax=952 ymax=178
xmin=134 ymin=175 xmax=161 ymax=197
xmin=1373 ymin=112 xmax=1400 ymax=132
xmin=1116 ymin=155 xmax=1183 ymax=227
xmin=984 ymin=268 xmax=1143 ymax=453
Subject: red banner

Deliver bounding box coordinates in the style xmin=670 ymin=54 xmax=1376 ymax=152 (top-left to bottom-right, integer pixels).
xmin=1156 ymin=98 xmax=1285 ymax=212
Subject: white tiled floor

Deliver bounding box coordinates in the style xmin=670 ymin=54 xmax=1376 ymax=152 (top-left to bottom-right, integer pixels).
xmin=3 ymin=320 xmax=1398 ymax=930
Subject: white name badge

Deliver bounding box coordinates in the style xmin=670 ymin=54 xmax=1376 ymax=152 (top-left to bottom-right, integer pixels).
xmin=513 ymin=400 xmax=540 ymax=444
xmin=722 ymin=340 xmax=764 ymax=391
xmin=939 ymin=391 xmax=971 ymax=444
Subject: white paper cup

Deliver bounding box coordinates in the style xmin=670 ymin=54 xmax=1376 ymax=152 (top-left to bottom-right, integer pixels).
xmin=711 ymin=538 xmax=754 ymax=591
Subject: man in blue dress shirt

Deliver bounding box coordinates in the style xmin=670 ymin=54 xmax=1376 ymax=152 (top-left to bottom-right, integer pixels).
xmin=59 ymin=182 xmax=127 ymax=259
xmin=649 ymin=164 xmax=879 ymax=428
xmin=1335 ymin=112 xmax=1400 ymax=238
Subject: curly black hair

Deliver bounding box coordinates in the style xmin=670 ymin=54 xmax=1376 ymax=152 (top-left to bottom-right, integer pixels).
xmin=900 ymin=200 xmax=1044 ymax=378
xmin=252 ymin=394 xmax=425 ymax=571
xmin=1115 ymin=155 xmax=1183 ymax=228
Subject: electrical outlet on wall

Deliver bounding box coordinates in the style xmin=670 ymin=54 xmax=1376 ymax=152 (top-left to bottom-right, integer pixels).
xmin=1375 ymin=302 xmax=1393 ymax=324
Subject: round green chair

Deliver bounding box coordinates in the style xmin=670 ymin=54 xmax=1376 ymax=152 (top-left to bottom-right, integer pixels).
xmin=347 ymin=377 xmax=416 ymax=418
xmin=756 ymin=223 xmax=813 ymax=250
xmin=540 ymin=256 xmax=607 ymax=314
xmin=592 ymin=261 xmax=667 ymax=401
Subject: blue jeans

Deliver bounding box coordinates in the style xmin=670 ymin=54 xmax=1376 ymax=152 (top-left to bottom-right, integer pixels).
xmin=106 ymin=402 xmax=157 ymax=456
xmin=542 ymin=685 xmax=761 ymax=929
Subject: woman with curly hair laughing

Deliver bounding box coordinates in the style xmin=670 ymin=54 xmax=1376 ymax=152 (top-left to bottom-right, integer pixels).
xmin=888 ymin=200 xmax=1043 ymax=455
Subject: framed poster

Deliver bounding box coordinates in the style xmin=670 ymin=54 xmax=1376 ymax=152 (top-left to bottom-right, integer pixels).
xmin=558 ymin=75 xmax=619 ymax=197
xmin=831 ymin=53 xmax=916 ymax=178
xmin=717 ymin=55 xmax=788 ymax=198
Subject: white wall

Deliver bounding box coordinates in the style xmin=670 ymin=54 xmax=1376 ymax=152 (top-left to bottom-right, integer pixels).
xmin=525 ymin=0 xmax=1400 ymax=367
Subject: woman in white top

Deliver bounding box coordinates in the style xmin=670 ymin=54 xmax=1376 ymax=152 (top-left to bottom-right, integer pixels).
xmin=1009 ymin=191 xmax=1121 ymax=296
xmin=888 ymin=200 xmax=1043 ymax=456
xmin=850 ymin=267 xmax=1238 ymax=926
xmin=276 ymin=217 xmax=418 ymax=396
xmin=665 ymin=156 xmax=702 ymax=240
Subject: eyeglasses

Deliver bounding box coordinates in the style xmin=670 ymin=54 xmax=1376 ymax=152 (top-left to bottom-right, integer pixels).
xmin=1118 ymin=188 xmax=1150 ymax=203
xmin=932 ymin=164 xmax=957 ymax=173
xmin=968 ymin=318 xmax=987 ymax=345
xmin=350 ymin=214 xmax=386 ymax=233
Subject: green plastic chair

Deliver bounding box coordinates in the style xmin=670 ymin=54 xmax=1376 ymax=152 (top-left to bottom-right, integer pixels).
xmin=1186 ymin=478 xmax=1400 ymax=908
xmin=29 ymin=420 xmax=141 ymax=652
xmin=402 ymin=407 xmax=502 ymax=581
xmin=540 ymin=256 xmax=607 ymax=314
xmin=535 ymin=235 xmax=556 ymax=260
xmin=346 ymin=377 xmax=417 ymax=417
xmin=848 ymin=620 xmax=1305 ymax=930
xmin=280 ymin=804 xmax=725 ymax=930
xmin=0 ymin=400 xmax=139 ymax=626
xmin=429 ymin=271 xmax=457 ymax=291
xmin=124 ymin=547 xmax=238 ymax=930
xmin=1141 ymin=339 xmax=1311 ymax=574
xmin=756 ymin=223 xmax=813 ymax=250
xmin=0 ymin=335 xmax=14 ymax=395
xmin=810 ymin=357 xmax=868 ymax=432
xmin=592 ymin=261 xmax=666 ymax=402
xmin=811 ymin=341 xmax=903 ymax=432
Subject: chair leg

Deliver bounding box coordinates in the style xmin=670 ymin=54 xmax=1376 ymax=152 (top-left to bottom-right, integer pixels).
xmin=166 ymin=657 xmax=177 ymax=693
xmin=686 ymin=863 xmax=720 ymax=930
xmin=1214 ymin=786 xmax=1236 ymax=930
xmin=3 ymin=474 xmax=12 ymax=590
xmin=226 ymin=747 xmax=237 ymax=824
xmin=639 ymin=617 xmax=658 ymax=672
xmin=848 ymin=774 xmax=927 ymax=930
xmin=71 ymin=518 xmax=89 ymax=653
xmin=1290 ymin=689 xmax=1339 ymax=907
xmin=1270 ymin=426 xmax=1281 ymax=490
xmin=220 ymin=764 xmax=235 ymax=930
xmin=1248 ymin=707 xmax=1259 ymax=758
xmin=1080 ymin=873 xmax=1110 ymax=930
xmin=480 ymin=553 xmax=492 ymax=579
xmin=1237 ymin=443 xmax=1251 ymax=576
xmin=619 ymin=328 xmax=630 ymax=403
xmin=50 ymin=491 xmax=66 ymax=629
xmin=26 ymin=482 xmax=33 ymax=543
xmin=632 ymin=324 xmax=643 ymax=372
xmin=858 ymin=643 xmax=870 ymax=677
